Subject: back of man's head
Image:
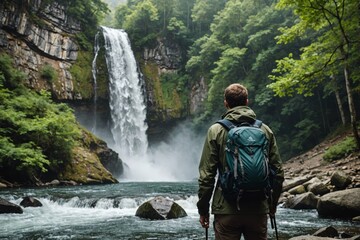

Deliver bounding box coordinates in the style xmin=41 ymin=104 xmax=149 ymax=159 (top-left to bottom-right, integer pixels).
xmin=224 ymin=83 xmax=248 ymax=108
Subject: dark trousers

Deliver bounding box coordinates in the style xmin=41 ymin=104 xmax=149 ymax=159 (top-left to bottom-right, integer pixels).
xmin=213 ymin=214 xmax=268 ymax=240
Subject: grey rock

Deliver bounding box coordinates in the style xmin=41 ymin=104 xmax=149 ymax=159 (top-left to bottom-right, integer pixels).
xmin=0 ymin=198 xmax=23 ymax=214
xmin=317 ymin=188 xmax=360 ymax=219
xmin=284 ymin=192 xmax=319 ymax=210
xmin=307 ymin=182 xmax=330 ymax=196
xmin=283 ymin=175 xmax=313 ymax=192
xmin=330 ymin=171 xmax=352 ymax=190
xmin=313 ymin=226 xmax=338 ymax=238
xmin=288 ymin=185 xmax=306 ymax=195
xmin=20 ymin=196 xmax=43 ymax=208
xmin=135 ymin=196 xmax=187 ymax=220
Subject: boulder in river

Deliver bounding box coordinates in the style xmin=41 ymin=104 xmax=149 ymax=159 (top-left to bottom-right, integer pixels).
xmin=20 ymin=196 xmax=43 ymax=208
xmin=135 ymin=196 xmax=187 ymax=220
xmin=313 ymin=226 xmax=338 ymax=238
xmin=284 ymin=192 xmax=319 ymax=210
xmin=0 ymin=198 xmax=23 ymax=214
xmin=317 ymin=188 xmax=360 ymax=219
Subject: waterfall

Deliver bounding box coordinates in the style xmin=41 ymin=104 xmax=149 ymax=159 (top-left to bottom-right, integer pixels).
xmin=91 ymin=31 xmax=100 ymax=134
xmin=91 ymin=27 xmax=200 ymax=181
xmin=101 ymin=26 xmax=148 ymax=159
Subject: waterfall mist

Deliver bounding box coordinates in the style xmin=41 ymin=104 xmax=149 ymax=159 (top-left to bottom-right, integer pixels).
xmin=121 ymin=122 xmax=203 ymax=181
xmin=89 ymin=27 xmax=203 ymax=181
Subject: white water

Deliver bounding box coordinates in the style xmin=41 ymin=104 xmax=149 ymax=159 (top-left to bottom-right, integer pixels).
xmin=99 ymin=27 xmax=201 ymax=181
xmin=91 ymin=31 xmax=100 ymax=134
xmin=0 ymin=183 xmax=202 ymax=239
xmin=102 ymin=26 xmax=148 ymax=159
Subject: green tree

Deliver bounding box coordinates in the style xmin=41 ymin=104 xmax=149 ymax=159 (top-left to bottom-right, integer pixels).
xmin=269 ymin=0 xmax=360 ymax=149
xmin=191 ymin=0 xmax=226 ymax=35
xmin=123 ymin=0 xmax=159 ymax=48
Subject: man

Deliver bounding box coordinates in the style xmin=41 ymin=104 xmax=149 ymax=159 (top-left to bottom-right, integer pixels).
xmin=197 ymin=83 xmax=284 ymax=240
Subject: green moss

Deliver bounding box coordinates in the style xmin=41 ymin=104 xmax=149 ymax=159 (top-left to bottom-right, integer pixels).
xmin=70 ymin=51 xmax=93 ymax=99
xmin=141 ymin=60 xmax=189 ymax=119
xmin=159 ymin=72 xmax=189 ymax=118
xmin=323 ymin=137 xmax=357 ymax=162
xmin=142 ymin=61 xmax=164 ymax=109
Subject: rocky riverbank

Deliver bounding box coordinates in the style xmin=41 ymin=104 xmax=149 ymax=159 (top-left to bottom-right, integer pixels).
xmin=282 ymin=133 xmax=360 ymax=239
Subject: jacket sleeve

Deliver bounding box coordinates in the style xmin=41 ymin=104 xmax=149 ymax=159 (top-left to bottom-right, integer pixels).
xmin=197 ymin=125 xmax=220 ymax=216
xmin=265 ymin=125 xmax=284 ymax=208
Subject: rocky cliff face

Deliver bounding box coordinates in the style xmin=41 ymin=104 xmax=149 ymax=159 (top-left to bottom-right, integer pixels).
xmin=0 ymin=0 xmax=208 ymax=144
xmin=0 ymin=0 xmax=80 ymax=99
xmin=0 ymin=0 xmax=123 ymax=186
xmin=140 ymin=38 xmax=207 ymax=140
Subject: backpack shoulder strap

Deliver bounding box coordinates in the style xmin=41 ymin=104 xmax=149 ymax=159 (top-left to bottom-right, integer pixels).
xmin=253 ymin=119 xmax=263 ymax=128
xmin=217 ymin=118 xmax=263 ymax=130
xmin=216 ymin=119 xmax=235 ymax=131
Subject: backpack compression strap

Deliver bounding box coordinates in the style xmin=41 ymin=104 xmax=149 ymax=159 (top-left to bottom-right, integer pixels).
xmin=217 ymin=119 xmax=262 ymax=130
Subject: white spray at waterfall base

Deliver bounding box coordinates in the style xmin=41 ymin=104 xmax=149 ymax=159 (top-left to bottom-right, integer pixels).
xmin=120 ymin=122 xmax=203 ymax=181
xmin=99 ymin=27 xmax=203 ymax=181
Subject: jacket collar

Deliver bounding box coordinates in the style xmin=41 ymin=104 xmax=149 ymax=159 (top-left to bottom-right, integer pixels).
xmin=221 ymin=106 xmax=257 ymax=123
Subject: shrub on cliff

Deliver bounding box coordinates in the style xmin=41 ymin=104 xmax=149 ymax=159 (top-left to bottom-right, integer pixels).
xmin=0 ymin=54 xmax=81 ymax=183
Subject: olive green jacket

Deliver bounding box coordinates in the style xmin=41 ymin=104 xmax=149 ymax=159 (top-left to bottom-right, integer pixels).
xmin=197 ymin=106 xmax=284 ymax=216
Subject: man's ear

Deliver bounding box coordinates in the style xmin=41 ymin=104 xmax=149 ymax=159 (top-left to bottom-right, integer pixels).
xmin=246 ymin=98 xmax=249 ymax=105
xmin=224 ymin=100 xmax=229 ymax=109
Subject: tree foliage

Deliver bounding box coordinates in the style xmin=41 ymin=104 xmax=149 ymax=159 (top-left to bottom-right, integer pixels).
xmin=0 ymin=54 xmax=81 ymax=183
xmin=269 ymin=0 xmax=360 ymax=148
xmin=111 ymin=0 xmax=360 ymax=159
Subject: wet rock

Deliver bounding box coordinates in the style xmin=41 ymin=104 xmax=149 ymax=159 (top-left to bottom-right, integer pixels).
xmin=45 ymin=179 xmax=60 ymax=186
xmin=20 ymin=196 xmax=42 ymax=208
xmin=59 ymin=180 xmax=77 ymax=186
xmin=135 ymin=196 xmax=187 ymax=220
xmin=317 ymin=188 xmax=360 ymax=219
xmin=289 ymin=236 xmax=337 ymax=240
xmin=96 ymin=144 xmax=124 ymax=178
xmin=313 ymin=226 xmax=338 ymax=238
xmin=284 ymin=192 xmax=319 ymax=210
xmin=0 ymin=198 xmax=23 ymax=214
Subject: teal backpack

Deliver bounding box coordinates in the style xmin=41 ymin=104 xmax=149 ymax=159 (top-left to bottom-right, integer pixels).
xmin=217 ymin=119 xmax=271 ymax=208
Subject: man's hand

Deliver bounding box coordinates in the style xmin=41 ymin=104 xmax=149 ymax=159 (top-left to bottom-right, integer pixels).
xmin=269 ymin=206 xmax=277 ymax=217
xmin=199 ymin=214 xmax=209 ymax=228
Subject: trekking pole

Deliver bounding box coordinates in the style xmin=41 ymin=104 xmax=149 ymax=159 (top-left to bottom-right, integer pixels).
xmin=270 ymin=214 xmax=279 ymax=240
xmin=205 ymin=227 xmax=208 ymax=240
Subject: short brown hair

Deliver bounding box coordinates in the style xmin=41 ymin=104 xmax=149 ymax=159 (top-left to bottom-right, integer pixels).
xmin=224 ymin=83 xmax=248 ymax=108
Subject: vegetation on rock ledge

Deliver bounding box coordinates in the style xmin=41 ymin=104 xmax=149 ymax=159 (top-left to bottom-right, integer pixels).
xmin=0 ymin=54 xmax=115 ymax=185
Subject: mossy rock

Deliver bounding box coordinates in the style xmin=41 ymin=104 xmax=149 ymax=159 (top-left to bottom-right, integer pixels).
xmin=59 ymin=145 xmax=117 ymax=184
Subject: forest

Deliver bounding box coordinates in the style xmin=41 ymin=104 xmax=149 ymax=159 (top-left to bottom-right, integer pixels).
xmin=0 ymin=0 xmax=359 ymax=181
xmin=109 ymin=0 xmax=359 ymax=160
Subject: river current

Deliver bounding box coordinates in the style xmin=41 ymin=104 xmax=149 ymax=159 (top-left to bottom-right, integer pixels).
xmin=1 ymin=182 xmax=358 ymax=240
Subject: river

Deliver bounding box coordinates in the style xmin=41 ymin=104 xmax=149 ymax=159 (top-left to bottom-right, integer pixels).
xmin=1 ymin=182 xmax=358 ymax=240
